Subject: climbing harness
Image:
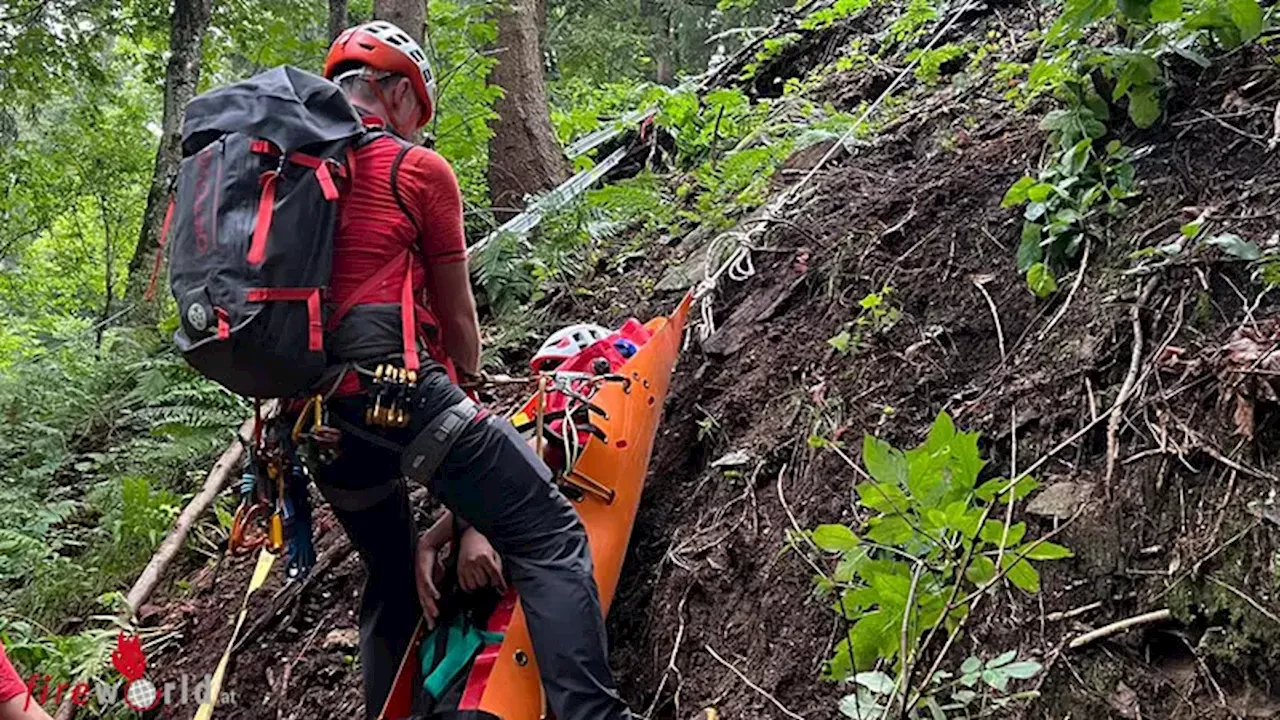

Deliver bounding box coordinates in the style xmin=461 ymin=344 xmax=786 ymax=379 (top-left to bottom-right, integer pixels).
xmin=366 ymin=363 xmax=418 ymax=428
xmin=400 ymin=396 xmax=481 ymax=485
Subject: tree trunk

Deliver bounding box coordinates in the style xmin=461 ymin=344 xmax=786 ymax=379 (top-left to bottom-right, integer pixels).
xmin=95 ymin=193 xmax=115 ymax=349
xmin=123 ymin=0 xmax=213 ymax=310
xmin=487 ymin=0 xmax=567 ymax=220
xmin=373 ymin=0 xmax=425 ymax=44
xmin=643 ymin=0 xmax=676 ymax=85
xmin=328 ymin=0 xmax=349 ymax=40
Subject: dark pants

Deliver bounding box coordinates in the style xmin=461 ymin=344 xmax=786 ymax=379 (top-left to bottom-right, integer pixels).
xmin=314 ymin=370 xmax=630 ymax=720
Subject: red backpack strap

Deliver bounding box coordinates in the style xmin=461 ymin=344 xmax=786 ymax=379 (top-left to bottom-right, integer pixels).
xmin=328 ymin=140 xmax=426 ymax=369
xmin=143 ymin=196 xmax=177 ymax=301
xmin=389 ymin=142 xmax=423 ymax=371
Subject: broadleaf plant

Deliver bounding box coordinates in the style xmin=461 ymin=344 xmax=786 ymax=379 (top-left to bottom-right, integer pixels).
xmin=801 ymin=412 xmax=1071 ymax=697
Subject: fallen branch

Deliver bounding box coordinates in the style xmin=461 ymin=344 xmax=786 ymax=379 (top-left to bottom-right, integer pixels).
xmin=1068 ymin=608 xmax=1173 ymax=649
xmin=1105 ymin=279 xmax=1158 ymax=498
xmin=125 ymin=414 xmax=258 ymax=619
xmin=972 ymin=276 xmax=1006 ymax=363
xmin=1207 ymin=575 xmax=1280 ymax=627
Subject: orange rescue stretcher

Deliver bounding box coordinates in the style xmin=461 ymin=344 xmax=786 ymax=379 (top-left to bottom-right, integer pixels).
xmin=378 ymin=292 xmax=693 ymax=720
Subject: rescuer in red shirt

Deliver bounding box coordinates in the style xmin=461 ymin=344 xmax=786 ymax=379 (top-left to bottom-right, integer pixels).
xmin=0 ymin=644 xmax=51 ymax=720
xmin=312 ymin=22 xmax=631 ymax=720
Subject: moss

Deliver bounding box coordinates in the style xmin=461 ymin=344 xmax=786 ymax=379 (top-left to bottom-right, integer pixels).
xmin=1167 ymin=524 xmax=1280 ymax=675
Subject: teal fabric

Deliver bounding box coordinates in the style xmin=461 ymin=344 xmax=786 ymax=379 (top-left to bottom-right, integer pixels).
xmin=419 ymin=615 xmax=505 ymax=700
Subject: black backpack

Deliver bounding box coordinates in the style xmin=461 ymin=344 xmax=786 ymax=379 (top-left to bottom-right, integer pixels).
xmin=163 ymin=66 xmax=367 ymax=398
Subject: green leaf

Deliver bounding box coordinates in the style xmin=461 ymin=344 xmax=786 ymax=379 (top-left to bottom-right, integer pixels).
xmin=980 ymin=521 xmax=1027 ymax=546
xmin=988 ymin=650 xmax=1018 ymax=667
xmin=960 ymin=656 xmax=982 ymax=675
xmin=1049 ymin=0 xmax=1116 ymax=39
xmin=866 ymin=515 xmax=915 ymax=545
xmin=854 ymin=671 xmax=897 ymax=694
xmin=976 ymin=475 xmax=1040 ymax=503
xmin=1025 ymin=201 xmax=1048 ymax=222
xmin=1039 ymin=109 xmax=1075 ymax=132
xmin=1207 ymin=233 xmax=1261 ymax=260
xmin=1026 ymin=262 xmax=1059 ymax=298
xmin=1002 ymin=176 xmax=1036 ymax=207
xmin=1117 ymin=0 xmax=1152 ymax=21
xmin=956 ymin=507 xmax=985 ymax=539
xmin=1127 ymin=85 xmax=1161 ymax=128
xmin=835 ymin=549 xmax=868 ymax=582
xmin=975 ymin=478 xmax=1005 ymax=502
xmin=849 ymin=610 xmax=893 ymax=669
xmin=1019 ymin=541 xmax=1074 ymax=560
xmin=1002 ymin=660 xmax=1044 ymax=679
xmin=965 ymin=555 xmax=997 ymax=585
xmin=1027 ymin=183 xmax=1055 ymax=203
xmin=1017 ymin=223 xmax=1044 ymax=271
xmin=1114 ymin=53 xmax=1160 ymax=101
xmin=926 ymin=411 xmax=957 ymax=449
xmin=838 ymin=690 xmax=886 ymax=720
xmin=813 ymin=524 xmax=860 ymax=552
xmin=1227 ymin=0 xmax=1262 ymax=41
xmin=1002 ymin=555 xmax=1042 ymax=593
xmin=828 ymin=330 xmax=854 ymax=354
xmin=982 ymin=667 xmax=1013 ymax=692
xmin=1150 ymin=0 xmax=1182 ymax=21
xmin=856 ymin=482 xmax=909 ymax=513
xmin=863 ymin=435 xmax=908 ymax=487
xmin=1065 ymin=138 xmax=1093 ymax=175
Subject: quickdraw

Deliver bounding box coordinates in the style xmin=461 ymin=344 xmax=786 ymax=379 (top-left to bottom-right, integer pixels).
xmin=227 ymin=398 xmax=327 ymax=580
xmin=366 ymin=363 xmax=417 ymax=428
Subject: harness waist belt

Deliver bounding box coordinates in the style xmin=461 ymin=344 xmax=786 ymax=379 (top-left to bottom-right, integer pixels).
xmin=400 ymin=397 xmax=480 ymax=484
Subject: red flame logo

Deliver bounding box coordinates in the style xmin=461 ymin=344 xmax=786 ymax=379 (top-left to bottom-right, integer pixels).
xmin=110 ymin=632 xmax=147 ymax=682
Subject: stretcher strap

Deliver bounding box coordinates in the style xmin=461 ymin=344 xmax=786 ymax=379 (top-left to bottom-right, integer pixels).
xmin=458 ymin=590 xmax=519 ymax=709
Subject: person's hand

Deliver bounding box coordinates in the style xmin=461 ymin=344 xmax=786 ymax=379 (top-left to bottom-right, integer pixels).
xmin=414 ymin=533 xmax=448 ymax=629
xmin=457 ymin=528 xmax=506 ymax=593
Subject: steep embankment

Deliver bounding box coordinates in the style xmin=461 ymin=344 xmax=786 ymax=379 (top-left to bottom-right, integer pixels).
xmin=150 ymin=4 xmax=1280 ymax=719
xmin=609 ymin=45 xmax=1280 ymax=720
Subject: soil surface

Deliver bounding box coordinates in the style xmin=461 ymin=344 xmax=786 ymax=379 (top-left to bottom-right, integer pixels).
xmin=145 ymin=11 xmax=1280 ymax=720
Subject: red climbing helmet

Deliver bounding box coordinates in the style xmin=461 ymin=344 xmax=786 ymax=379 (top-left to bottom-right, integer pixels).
xmin=324 ymin=21 xmax=436 ymax=126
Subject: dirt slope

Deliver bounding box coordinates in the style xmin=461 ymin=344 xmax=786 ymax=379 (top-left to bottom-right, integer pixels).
xmin=145 ymin=13 xmax=1280 ymax=720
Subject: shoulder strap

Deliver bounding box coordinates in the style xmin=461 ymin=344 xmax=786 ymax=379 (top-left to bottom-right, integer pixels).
xmin=389 ymin=142 xmax=422 ymax=238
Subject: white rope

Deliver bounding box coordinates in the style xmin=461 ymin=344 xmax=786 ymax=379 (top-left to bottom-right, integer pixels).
xmin=689 ymin=0 xmax=976 ymax=341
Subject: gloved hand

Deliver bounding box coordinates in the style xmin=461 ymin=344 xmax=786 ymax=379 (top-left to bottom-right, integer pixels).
xmin=282 ymin=472 xmax=315 ymax=580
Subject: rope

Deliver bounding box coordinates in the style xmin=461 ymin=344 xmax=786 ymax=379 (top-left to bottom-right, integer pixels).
xmin=690 ymin=0 xmax=977 ymax=339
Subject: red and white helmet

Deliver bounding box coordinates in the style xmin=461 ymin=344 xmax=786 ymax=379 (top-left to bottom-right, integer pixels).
xmin=324 ymin=21 xmax=437 ymax=126
xmin=531 ymin=324 xmax=611 ymax=372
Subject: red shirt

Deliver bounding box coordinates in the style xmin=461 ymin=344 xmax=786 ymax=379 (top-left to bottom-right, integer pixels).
xmin=332 ymin=126 xmax=466 ymax=313
xmin=0 ymin=642 xmax=29 ymax=704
